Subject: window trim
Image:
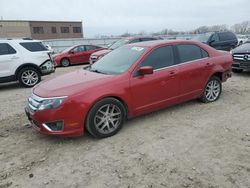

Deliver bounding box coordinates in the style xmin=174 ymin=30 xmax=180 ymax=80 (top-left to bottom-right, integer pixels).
xmin=175 ymin=44 xmax=210 ymax=65
xmin=132 ymin=45 xmax=176 ymax=77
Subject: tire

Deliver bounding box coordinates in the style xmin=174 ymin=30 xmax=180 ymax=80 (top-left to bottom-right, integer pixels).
xmin=232 ymin=68 xmax=243 ymax=73
xmin=61 ymin=58 xmax=70 ymax=67
xmin=200 ymin=76 xmax=222 ymax=103
xmin=18 ymin=67 xmax=41 ymax=88
xmin=86 ymin=98 xmax=126 ymax=138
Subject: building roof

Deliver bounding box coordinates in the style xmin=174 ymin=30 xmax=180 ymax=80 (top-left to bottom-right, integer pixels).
xmin=0 ymin=20 xmax=82 ymax=23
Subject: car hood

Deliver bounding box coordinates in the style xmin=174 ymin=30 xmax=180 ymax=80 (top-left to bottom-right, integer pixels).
xmin=91 ymin=49 xmax=111 ymax=57
xmin=232 ymin=43 xmax=250 ymax=54
xmin=33 ymin=69 xmax=115 ymax=97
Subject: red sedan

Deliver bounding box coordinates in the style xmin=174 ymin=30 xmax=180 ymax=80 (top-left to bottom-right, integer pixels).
xmin=53 ymin=45 xmax=104 ymax=67
xmin=25 ymin=40 xmax=232 ymax=138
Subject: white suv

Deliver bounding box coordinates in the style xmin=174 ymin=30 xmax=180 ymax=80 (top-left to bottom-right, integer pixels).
xmin=0 ymin=39 xmax=55 ymax=87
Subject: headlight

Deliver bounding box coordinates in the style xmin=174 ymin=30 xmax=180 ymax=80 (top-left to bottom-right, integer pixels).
xmin=38 ymin=96 xmax=67 ymax=110
xmin=97 ymin=55 xmax=104 ymax=60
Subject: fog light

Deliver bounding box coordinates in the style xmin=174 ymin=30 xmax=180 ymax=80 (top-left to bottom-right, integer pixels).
xmin=43 ymin=121 xmax=64 ymax=132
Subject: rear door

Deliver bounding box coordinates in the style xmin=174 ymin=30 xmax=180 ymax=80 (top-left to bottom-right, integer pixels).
xmin=175 ymin=44 xmax=211 ymax=100
xmin=0 ymin=43 xmax=18 ymax=77
xmin=130 ymin=45 xmax=180 ymax=115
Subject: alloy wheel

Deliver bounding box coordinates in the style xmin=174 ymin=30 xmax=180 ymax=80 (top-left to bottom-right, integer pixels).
xmin=21 ymin=70 xmax=39 ymax=86
xmin=94 ymin=104 xmax=122 ymax=134
xmin=205 ymin=80 xmax=221 ymax=102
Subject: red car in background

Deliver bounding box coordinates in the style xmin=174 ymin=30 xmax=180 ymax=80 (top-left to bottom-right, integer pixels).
xmin=53 ymin=45 xmax=104 ymax=67
xmin=25 ymin=40 xmax=232 ymax=138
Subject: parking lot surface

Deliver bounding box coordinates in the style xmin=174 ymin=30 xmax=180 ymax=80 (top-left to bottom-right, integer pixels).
xmin=0 ymin=66 xmax=250 ymax=188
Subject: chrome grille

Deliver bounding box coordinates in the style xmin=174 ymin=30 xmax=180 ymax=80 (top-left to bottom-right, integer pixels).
xmin=233 ymin=53 xmax=250 ymax=61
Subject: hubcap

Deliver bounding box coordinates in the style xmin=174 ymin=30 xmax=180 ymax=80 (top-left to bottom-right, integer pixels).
xmin=62 ymin=59 xmax=69 ymax=66
xmin=21 ymin=70 xmax=39 ymax=86
xmin=94 ymin=104 xmax=122 ymax=134
xmin=205 ymin=80 xmax=220 ymax=101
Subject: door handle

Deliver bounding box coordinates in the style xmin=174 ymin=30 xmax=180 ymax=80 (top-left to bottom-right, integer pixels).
xmin=169 ymin=70 xmax=176 ymax=75
xmin=11 ymin=56 xmax=19 ymax=60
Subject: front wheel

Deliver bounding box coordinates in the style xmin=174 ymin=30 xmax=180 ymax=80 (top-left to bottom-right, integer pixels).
xmin=61 ymin=58 xmax=70 ymax=67
xmin=200 ymin=76 xmax=222 ymax=103
xmin=18 ymin=67 xmax=41 ymax=88
xmin=86 ymin=98 xmax=126 ymax=138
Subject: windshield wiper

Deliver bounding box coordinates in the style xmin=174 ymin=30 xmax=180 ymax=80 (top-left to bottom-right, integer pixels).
xmin=89 ymin=67 xmax=107 ymax=74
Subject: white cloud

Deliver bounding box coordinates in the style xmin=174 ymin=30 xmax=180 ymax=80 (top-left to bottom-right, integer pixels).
xmin=0 ymin=0 xmax=249 ymax=37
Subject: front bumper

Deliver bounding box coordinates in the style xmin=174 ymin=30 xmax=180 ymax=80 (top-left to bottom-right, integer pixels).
xmin=232 ymin=61 xmax=250 ymax=70
xmin=40 ymin=60 xmax=56 ymax=75
xmin=24 ymin=105 xmax=84 ymax=137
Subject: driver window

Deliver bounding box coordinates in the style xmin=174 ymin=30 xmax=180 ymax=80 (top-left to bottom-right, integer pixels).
xmin=210 ymin=34 xmax=219 ymax=42
xmin=73 ymin=46 xmax=85 ymax=52
xmin=140 ymin=46 xmax=174 ymax=70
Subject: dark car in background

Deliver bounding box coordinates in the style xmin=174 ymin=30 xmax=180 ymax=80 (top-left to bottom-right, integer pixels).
xmin=231 ymin=43 xmax=250 ymax=73
xmin=193 ymin=31 xmax=238 ymax=51
xmin=89 ymin=36 xmax=162 ymax=64
xmin=53 ymin=45 xmax=104 ymax=67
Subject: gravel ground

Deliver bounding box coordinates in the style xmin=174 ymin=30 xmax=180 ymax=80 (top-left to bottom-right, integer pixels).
xmin=0 ymin=66 xmax=250 ymax=188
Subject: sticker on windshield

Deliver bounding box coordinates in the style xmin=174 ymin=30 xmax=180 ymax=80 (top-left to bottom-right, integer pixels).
xmin=131 ymin=47 xmax=144 ymax=51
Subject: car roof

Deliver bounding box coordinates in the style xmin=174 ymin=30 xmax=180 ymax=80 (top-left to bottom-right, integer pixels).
xmin=125 ymin=36 xmax=159 ymax=40
xmin=0 ymin=39 xmax=42 ymax=43
xmin=126 ymin=39 xmax=205 ymax=49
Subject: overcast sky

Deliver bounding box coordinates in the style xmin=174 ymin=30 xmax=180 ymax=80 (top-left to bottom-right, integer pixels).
xmin=0 ymin=0 xmax=249 ymax=37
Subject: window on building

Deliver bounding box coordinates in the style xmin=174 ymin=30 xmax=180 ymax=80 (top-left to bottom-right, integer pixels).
xmin=33 ymin=27 xmax=44 ymax=34
xmin=61 ymin=27 xmax=70 ymax=33
xmin=73 ymin=27 xmax=82 ymax=33
xmin=51 ymin=27 xmax=57 ymax=33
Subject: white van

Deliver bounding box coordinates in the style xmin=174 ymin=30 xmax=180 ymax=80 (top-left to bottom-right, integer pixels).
xmin=0 ymin=39 xmax=55 ymax=87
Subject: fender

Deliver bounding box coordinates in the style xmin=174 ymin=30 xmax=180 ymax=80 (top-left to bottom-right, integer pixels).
xmin=15 ymin=63 xmax=42 ymax=79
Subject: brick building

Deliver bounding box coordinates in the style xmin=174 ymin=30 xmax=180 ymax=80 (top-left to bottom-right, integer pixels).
xmin=0 ymin=20 xmax=83 ymax=40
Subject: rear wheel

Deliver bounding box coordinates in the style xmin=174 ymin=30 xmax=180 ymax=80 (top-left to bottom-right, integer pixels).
xmin=232 ymin=68 xmax=243 ymax=73
xmin=200 ymin=76 xmax=221 ymax=103
xmin=86 ymin=98 xmax=126 ymax=138
xmin=61 ymin=58 xmax=70 ymax=67
xmin=18 ymin=67 xmax=41 ymax=88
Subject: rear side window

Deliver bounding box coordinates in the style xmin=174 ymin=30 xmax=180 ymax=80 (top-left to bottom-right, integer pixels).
xmin=0 ymin=43 xmax=16 ymax=55
xmin=176 ymin=44 xmax=208 ymax=63
xmin=219 ymin=32 xmax=236 ymax=41
xmin=20 ymin=42 xmax=48 ymax=52
xmin=140 ymin=46 xmax=174 ymax=70
xmin=85 ymin=45 xmax=98 ymax=51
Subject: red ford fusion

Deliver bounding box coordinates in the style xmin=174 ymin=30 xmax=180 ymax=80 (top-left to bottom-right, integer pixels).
xmin=25 ymin=40 xmax=233 ymax=138
xmin=53 ymin=45 xmax=104 ymax=67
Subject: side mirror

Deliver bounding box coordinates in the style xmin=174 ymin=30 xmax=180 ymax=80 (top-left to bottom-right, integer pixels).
xmin=139 ymin=66 xmax=153 ymax=75
xmin=69 ymin=51 xmax=75 ymax=54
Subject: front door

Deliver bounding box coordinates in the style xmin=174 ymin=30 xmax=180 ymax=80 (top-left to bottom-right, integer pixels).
xmin=130 ymin=45 xmax=180 ymax=115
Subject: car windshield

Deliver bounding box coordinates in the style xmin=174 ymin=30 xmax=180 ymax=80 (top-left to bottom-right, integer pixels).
xmin=193 ymin=34 xmax=211 ymax=43
xmin=108 ymin=39 xmax=130 ymax=50
xmin=89 ymin=46 xmax=147 ymax=75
